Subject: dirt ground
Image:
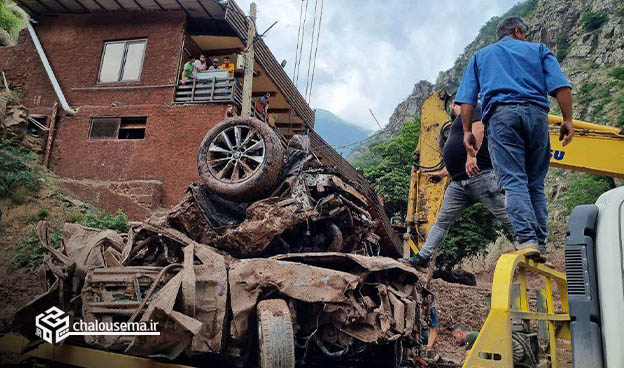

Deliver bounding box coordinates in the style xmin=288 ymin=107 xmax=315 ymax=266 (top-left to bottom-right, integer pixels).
xmin=426 ymin=279 xmax=491 ymax=362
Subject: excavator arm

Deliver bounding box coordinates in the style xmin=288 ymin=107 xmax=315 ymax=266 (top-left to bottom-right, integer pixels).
xmin=548 ymin=115 xmax=624 ymax=178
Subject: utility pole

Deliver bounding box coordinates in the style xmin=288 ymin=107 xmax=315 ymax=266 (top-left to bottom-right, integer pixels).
xmin=241 ymin=2 xmax=256 ymax=117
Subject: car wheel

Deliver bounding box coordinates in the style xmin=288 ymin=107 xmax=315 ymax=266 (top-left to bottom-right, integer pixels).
xmin=198 ymin=116 xmax=285 ymax=202
xmin=257 ymin=299 xmax=295 ymax=368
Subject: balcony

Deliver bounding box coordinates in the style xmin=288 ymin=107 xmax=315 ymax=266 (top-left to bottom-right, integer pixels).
xmin=174 ymin=76 xmax=267 ymax=122
xmin=174 ymin=77 xmax=242 ymax=105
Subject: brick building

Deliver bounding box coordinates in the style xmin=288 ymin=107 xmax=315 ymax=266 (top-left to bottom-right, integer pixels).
xmin=1 ymin=0 xmax=401 ymax=254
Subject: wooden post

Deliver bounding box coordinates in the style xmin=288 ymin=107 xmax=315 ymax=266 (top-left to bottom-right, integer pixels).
xmin=241 ymin=2 xmax=256 ymax=117
xmin=211 ymin=77 xmax=216 ymax=101
xmin=42 ymin=101 xmax=58 ymax=168
xmin=191 ymin=77 xmax=197 ymax=102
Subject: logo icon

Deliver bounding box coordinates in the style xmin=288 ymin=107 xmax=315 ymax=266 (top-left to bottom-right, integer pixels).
xmin=35 ymin=306 xmax=70 ymax=344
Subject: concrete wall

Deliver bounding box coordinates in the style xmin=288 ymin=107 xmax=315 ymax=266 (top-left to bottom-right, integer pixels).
xmin=0 ymin=11 xmax=234 ymax=212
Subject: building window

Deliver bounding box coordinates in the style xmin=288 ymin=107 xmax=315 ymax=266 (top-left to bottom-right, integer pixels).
xmin=89 ymin=117 xmax=147 ymax=140
xmin=27 ymin=116 xmax=48 ymax=137
xmin=98 ymin=40 xmax=147 ymax=83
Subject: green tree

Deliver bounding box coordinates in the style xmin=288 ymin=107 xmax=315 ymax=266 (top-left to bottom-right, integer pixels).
xmin=354 ymin=117 xmax=420 ymax=217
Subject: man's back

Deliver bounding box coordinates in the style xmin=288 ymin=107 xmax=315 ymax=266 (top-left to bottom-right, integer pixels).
xmin=458 ymin=37 xmax=569 ymax=122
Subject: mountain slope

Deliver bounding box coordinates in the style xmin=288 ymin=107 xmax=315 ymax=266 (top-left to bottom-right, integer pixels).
xmin=313 ymin=108 xmax=373 ymax=156
xmin=350 ymin=0 xmax=623 ymax=247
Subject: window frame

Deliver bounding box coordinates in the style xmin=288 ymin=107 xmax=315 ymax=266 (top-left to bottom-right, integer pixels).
xmin=88 ymin=117 xmax=147 ymax=140
xmin=97 ymin=39 xmax=147 ymax=84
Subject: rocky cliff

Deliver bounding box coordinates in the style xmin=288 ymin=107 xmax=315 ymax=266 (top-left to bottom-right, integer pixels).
xmin=383 ymin=80 xmax=436 ymax=137
xmin=435 ymin=0 xmax=624 ymax=126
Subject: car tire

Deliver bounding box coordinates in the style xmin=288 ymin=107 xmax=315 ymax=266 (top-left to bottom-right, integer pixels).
xmin=198 ymin=116 xmax=285 ymax=202
xmin=257 ymin=299 xmax=295 ymax=368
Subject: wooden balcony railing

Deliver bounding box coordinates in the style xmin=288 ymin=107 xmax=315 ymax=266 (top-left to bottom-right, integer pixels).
xmin=174 ymin=77 xmax=267 ymax=122
xmin=174 ymin=77 xmax=242 ymax=104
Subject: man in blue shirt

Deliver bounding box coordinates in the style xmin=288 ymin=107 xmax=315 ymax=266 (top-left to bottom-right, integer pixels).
xmin=455 ymin=16 xmax=574 ymax=258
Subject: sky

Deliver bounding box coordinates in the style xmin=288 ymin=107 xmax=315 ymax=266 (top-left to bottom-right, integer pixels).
xmin=236 ymin=0 xmax=522 ymax=130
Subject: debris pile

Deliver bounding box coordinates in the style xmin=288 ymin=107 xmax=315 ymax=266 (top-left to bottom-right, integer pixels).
xmin=13 ymin=125 xmax=458 ymax=367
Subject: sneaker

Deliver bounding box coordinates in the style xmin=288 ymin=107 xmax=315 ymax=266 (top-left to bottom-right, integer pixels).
xmin=400 ymin=254 xmax=430 ymax=272
xmin=514 ymin=240 xmax=541 ymax=261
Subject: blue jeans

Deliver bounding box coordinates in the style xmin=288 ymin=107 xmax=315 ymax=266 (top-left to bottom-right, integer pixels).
xmin=419 ymin=171 xmax=514 ymax=260
xmin=487 ymin=104 xmax=550 ymax=247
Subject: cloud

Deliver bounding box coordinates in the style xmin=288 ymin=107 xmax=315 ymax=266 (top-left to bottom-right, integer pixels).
xmin=237 ymin=0 xmax=521 ymax=130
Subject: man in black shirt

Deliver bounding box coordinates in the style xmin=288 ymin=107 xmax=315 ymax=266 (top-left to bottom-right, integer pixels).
xmin=403 ymin=98 xmax=513 ymax=270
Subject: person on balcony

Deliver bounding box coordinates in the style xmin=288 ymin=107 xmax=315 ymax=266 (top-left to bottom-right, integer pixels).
xmin=194 ymin=54 xmax=208 ymax=74
xmin=255 ymin=92 xmax=270 ymax=117
xmin=209 ymin=58 xmax=221 ymax=70
xmin=221 ymin=56 xmax=235 ymax=78
xmin=181 ymin=55 xmax=196 ymax=85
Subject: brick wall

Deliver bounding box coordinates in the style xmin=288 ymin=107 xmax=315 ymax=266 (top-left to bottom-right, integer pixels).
xmin=50 ymin=103 xmax=230 ymax=206
xmin=1 ymin=11 xmax=237 ymax=212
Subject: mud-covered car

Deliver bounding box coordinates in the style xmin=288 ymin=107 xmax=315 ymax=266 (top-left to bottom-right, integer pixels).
xmin=15 ymin=222 xmax=427 ymax=367
xmin=13 ymin=118 xmax=453 ymax=367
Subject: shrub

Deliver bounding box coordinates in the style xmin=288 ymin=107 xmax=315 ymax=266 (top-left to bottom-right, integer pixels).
xmin=616 ymin=109 xmax=624 ymax=127
xmin=77 ymin=210 xmax=129 ymax=233
xmin=576 ymin=81 xmax=597 ymax=105
xmin=608 ymin=66 xmax=624 ymax=81
xmin=37 ymin=207 xmax=49 ymax=219
xmin=561 ymin=174 xmax=613 ymax=216
xmin=13 ymin=228 xmax=62 ymax=269
xmin=0 ymin=139 xmax=42 ymax=202
xmin=556 ymin=35 xmax=569 ymax=62
xmin=65 ymin=210 xmax=85 ymax=223
xmin=581 ymin=12 xmax=609 ymax=32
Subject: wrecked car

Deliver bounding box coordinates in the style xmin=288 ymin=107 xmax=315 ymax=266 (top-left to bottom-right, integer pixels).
xmin=13 ymin=117 xmax=453 ymax=367
xmin=15 ymin=222 xmax=427 ymax=367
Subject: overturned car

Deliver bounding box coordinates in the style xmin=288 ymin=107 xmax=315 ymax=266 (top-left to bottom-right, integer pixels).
xmin=13 ymin=117 xmax=453 ymax=367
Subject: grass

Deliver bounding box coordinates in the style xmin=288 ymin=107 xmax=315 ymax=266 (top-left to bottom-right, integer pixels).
xmin=0 ymin=0 xmax=27 ymax=41
xmin=0 ymin=89 xmax=24 ymax=102
xmin=12 ymin=227 xmax=62 ymax=269
xmin=616 ymin=109 xmax=624 ymax=127
xmin=608 ymin=67 xmax=624 ymax=81
xmin=68 ymin=209 xmax=130 ymax=233
xmin=576 ymin=81 xmax=597 ymax=105
xmin=0 ymin=139 xmax=43 ymax=203
xmin=561 ymin=173 xmax=614 ymax=216
xmin=12 ymin=208 xmax=130 ymax=269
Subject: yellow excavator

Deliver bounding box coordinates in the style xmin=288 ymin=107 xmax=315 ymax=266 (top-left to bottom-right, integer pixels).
xmin=404 ymin=91 xmax=624 ymax=368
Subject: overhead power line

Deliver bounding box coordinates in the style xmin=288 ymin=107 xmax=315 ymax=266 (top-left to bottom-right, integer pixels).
xmin=294 ymin=0 xmax=309 ymax=87
xmin=306 ymin=0 xmax=324 ymax=103
xmin=303 ymin=0 xmax=319 ymax=101
xmin=291 ymin=0 xmax=305 ymax=81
